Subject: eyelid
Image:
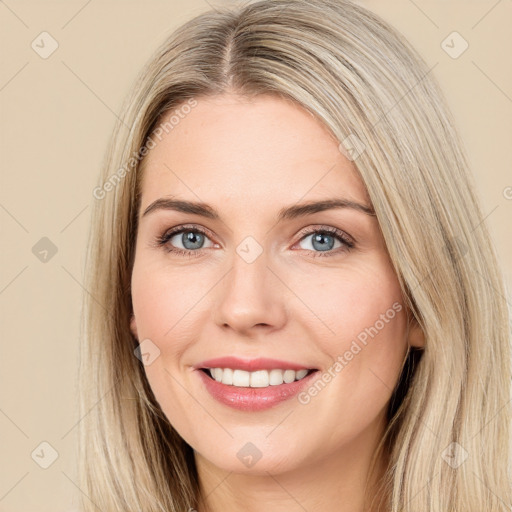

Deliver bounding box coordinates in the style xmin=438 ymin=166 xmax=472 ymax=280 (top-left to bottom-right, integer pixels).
xmin=158 ymin=224 xmax=215 ymax=242
xmin=294 ymin=225 xmax=356 ymax=247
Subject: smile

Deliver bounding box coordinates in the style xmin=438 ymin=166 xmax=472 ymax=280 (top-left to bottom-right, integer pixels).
xmin=203 ymin=367 xmax=314 ymax=387
xmin=196 ymin=367 xmax=319 ymax=411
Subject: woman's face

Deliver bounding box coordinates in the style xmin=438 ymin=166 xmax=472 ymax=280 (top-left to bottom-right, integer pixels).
xmin=130 ymin=93 xmax=423 ymax=476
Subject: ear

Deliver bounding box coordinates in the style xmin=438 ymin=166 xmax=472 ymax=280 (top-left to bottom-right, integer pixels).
xmin=407 ymin=315 xmax=425 ymax=349
xmin=130 ymin=314 xmax=139 ymax=341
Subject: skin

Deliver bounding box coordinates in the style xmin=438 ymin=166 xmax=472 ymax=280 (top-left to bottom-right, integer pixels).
xmin=129 ymin=93 xmax=424 ymax=512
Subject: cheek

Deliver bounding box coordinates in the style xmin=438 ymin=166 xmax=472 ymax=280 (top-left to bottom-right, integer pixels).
xmin=130 ymin=264 xmax=207 ymax=439
xmin=293 ymin=264 xmax=408 ymax=404
xmin=331 ymin=279 xmax=405 ymax=358
xmin=131 ymin=259 xmax=209 ymax=346
xmin=130 ymin=258 xmax=216 ymax=399
xmin=292 ymin=261 xmax=404 ymax=344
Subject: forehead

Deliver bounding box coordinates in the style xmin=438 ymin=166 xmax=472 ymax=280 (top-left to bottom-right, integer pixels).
xmin=139 ymin=93 xmax=369 ymax=212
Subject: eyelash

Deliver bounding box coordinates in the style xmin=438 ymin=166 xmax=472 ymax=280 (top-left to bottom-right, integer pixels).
xmin=153 ymin=224 xmax=355 ymax=258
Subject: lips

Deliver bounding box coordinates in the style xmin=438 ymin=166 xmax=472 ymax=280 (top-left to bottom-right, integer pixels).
xmin=193 ymin=356 xmax=320 ymax=411
xmin=196 ymin=366 xmax=318 ymax=411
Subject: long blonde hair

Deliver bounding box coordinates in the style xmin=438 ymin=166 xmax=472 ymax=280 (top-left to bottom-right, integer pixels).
xmin=79 ymin=0 xmax=512 ymax=510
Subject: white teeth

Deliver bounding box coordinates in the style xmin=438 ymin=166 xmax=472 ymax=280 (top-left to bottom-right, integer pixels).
xmin=250 ymin=370 xmax=269 ymax=387
xmin=269 ymin=369 xmax=284 ymax=385
xmin=207 ymin=368 xmax=312 ymax=387
xmin=296 ymin=369 xmax=308 ymax=379
xmin=283 ymin=369 xmax=295 ymax=383
xmin=232 ymin=369 xmax=250 ymax=387
xmin=221 ymin=367 xmax=233 ymax=385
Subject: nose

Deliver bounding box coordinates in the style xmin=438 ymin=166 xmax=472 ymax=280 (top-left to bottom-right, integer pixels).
xmin=213 ymin=248 xmax=288 ymax=336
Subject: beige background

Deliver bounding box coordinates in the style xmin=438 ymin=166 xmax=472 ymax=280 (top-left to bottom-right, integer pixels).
xmin=0 ymin=1 xmax=510 ymax=510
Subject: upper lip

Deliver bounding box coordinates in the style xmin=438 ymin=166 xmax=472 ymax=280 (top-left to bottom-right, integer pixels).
xmin=194 ymin=356 xmax=317 ymax=372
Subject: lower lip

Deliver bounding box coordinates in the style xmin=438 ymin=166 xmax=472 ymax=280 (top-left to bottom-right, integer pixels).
xmin=196 ymin=369 xmax=318 ymax=411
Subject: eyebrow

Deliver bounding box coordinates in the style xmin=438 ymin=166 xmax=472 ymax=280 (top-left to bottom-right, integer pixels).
xmin=141 ymin=197 xmax=375 ymax=221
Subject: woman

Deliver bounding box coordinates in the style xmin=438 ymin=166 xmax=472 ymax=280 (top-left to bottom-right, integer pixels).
xmin=79 ymin=0 xmax=512 ymax=510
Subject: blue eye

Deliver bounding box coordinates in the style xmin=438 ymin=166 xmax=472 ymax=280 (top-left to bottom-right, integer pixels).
xmin=295 ymin=227 xmax=355 ymax=257
xmin=154 ymin=224 xmax=355 ymax=258
xmin=155 ymin=225 xmax=214 ymax=257
xmin=169 ymin=230 xmax=212 ymax=251
xmin=299 ymin=232 xmax=339 ymax=252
